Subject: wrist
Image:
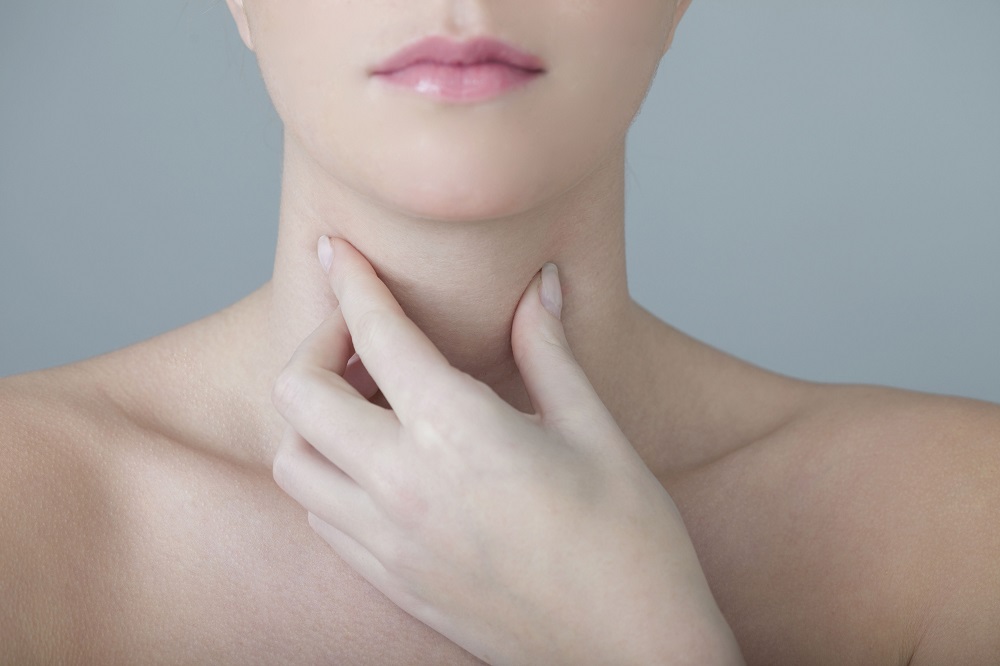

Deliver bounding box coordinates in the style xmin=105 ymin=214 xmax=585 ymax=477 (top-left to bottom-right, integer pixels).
xmin=597 ymin=575 xmax=745 ymax=666
xmin=620 ymin=611 xmax=744 ymax=666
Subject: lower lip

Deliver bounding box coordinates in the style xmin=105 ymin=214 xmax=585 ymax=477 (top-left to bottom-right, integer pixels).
xmin=372 ymin=62 xmax=542 ymax=103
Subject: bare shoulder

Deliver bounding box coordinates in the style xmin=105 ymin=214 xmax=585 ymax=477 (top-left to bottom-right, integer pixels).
xmin=784 ymin=384 xmax=1000 ymax=665
xmin=676 ymin=381 xmax=1000 ymax=665
xmin=0 ymin=363 xmax=138 ymax=663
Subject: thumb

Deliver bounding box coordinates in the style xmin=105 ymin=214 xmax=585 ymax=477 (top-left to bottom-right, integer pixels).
xmin=511 ymin=263 xmax=605 ymax=428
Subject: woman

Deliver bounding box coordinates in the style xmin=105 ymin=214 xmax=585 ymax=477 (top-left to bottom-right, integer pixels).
xmin=2 ymin=1 xmax=998 ymax=664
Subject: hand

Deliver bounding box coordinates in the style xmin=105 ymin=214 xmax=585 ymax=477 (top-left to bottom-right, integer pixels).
xmin=271 ymin=236 xmax=743 ymax=665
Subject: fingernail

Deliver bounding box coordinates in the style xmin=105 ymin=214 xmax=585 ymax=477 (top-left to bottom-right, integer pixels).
xmin=540 ymin=263 xmax=562 ymax=320
xmin=317 ymin=235 xmax=333 ymax=273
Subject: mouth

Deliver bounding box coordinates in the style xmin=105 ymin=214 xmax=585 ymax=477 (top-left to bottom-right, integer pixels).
xmin=370 ymin=36 xmax=546 ymax=103
xmin=370 ymin=36 xmax=546 ymax=76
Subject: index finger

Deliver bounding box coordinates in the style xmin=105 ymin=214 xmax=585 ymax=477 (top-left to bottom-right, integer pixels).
xmin=326 ymin=236 xmax=465 ymax=424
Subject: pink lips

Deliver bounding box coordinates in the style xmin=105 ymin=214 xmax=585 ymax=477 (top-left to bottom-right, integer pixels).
xmin=370 ymin=36 xmax=545 ymax=103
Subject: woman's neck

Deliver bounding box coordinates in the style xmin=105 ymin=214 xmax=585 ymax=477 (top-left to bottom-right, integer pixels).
xmin=268 ymin=133 xmax=632 ymax=385
xmin=214 ymin=133 xmax=648 ymax=466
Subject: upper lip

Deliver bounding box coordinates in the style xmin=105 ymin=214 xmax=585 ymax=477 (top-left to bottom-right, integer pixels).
xmin=370 ymin=36 xmax=546 ymax=75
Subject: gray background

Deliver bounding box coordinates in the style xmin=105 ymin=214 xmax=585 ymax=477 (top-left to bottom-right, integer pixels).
xmin=2 ymin=0 xmax=998 ymax=403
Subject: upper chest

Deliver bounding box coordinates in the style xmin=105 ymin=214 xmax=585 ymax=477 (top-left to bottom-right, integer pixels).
xmin=96 ymin=440 xmax=484 ymax=665
xmin=99 ymin=413 xmax=922 ymax=666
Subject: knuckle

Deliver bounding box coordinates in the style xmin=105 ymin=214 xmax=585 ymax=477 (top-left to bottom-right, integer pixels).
xmin=408 ymin=411 xmax=454 ymax=448
xmin=408 ymin=409 xmax=478 ymax=463
xmin=374 ymin=463 xmax=430 ymax=530
xmin=350 ymin=307 xmax=390 ymax=358
xmin=271 ymin=441 xmax=299 ymax=489
xmin=417 ymin=374 xmax=489 ymax=424
xmin=537 ymin=326 xmax=572 ymax=361
xmin=272 ymin=365 xmax=331 ymax=416
xmin=271 ymin=365 xmax=303 ymax=412
xmin=405 ymin=379 xmax=502 ymax=462
xmin=512 ymin=323 xmax=573 ymax=373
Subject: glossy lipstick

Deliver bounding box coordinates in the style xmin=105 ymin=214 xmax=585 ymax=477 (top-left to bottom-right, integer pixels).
xmin=370 ymin=36 xmax=545 ymax=103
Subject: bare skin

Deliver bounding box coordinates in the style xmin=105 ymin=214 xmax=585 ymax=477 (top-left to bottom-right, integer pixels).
xmin=3 ymin=282 xmax=999 ymax=664
xmin=4 ymin=1 xmax=1000 ymax=662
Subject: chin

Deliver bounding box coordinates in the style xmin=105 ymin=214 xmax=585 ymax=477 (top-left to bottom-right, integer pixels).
xmin=366 ymin=162 xmax=554 ymax=223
